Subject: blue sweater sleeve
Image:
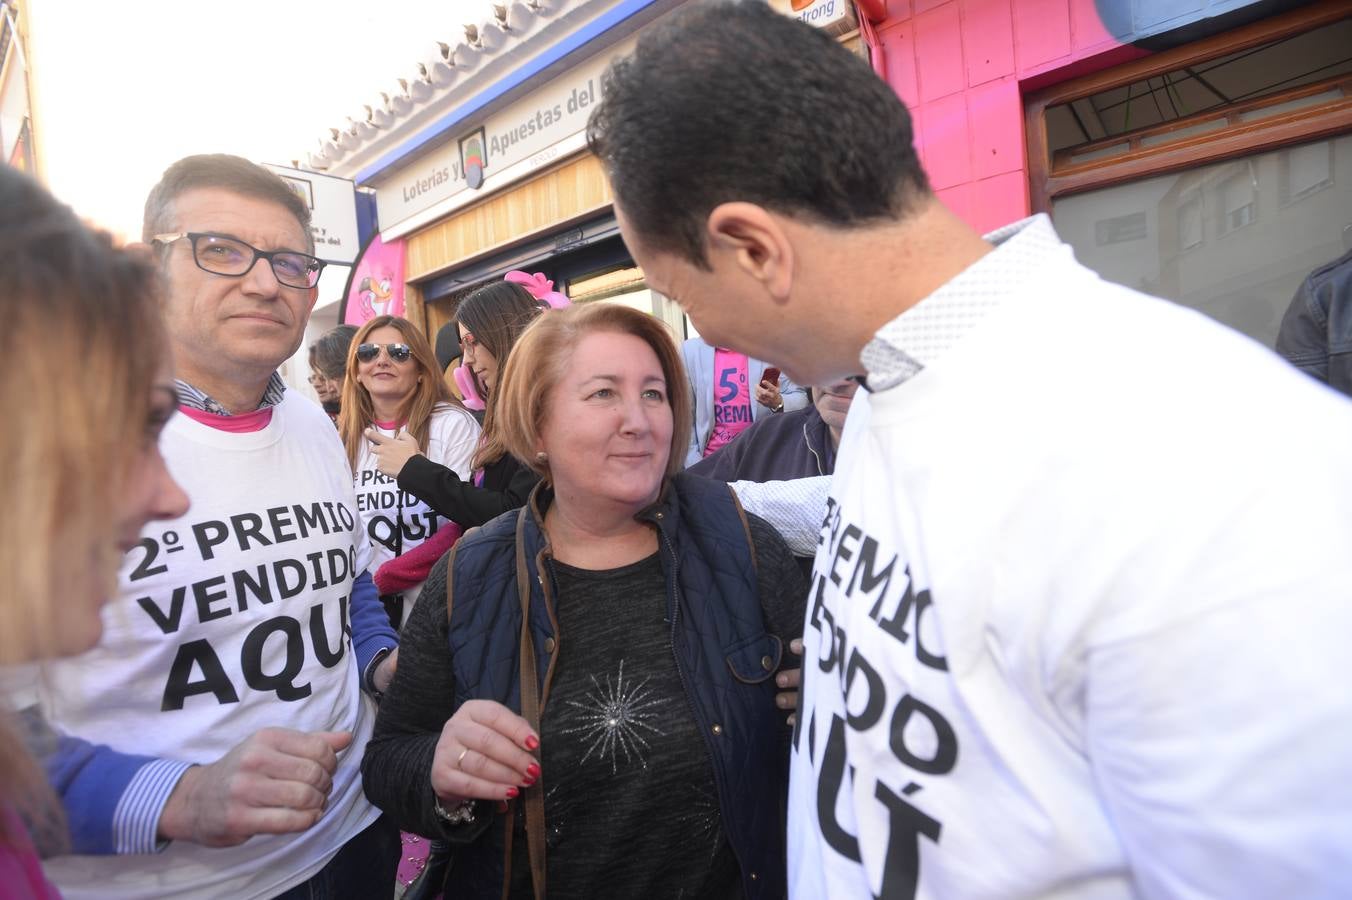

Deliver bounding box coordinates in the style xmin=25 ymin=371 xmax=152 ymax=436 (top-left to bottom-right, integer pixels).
xmin=41 ymin=728 xmax=190 ymax=855
xmin=351 ymin=569 xmax=398 ymax=690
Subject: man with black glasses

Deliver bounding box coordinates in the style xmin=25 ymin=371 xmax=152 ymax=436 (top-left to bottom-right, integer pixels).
xmin=33 ymin=154 xmax=400 ymax=900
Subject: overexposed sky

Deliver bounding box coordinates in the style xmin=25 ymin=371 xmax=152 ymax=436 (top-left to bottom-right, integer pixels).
xmin=26 ymin=0 xmax=495 ymax=241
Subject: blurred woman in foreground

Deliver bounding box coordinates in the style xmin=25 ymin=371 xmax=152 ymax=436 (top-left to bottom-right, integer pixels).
xmin=0 ymin=167 xmax=188 ymax=896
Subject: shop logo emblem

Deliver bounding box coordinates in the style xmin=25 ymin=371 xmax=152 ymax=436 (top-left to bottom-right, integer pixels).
xmin=460 ymin=127 xmax=488 ymax=190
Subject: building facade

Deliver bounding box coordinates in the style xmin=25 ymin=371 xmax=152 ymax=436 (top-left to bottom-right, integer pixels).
xmin=1 ymin=0 xmax=36 ymax=173
xmin=312 ymin=0 xmax=1350 ymax=353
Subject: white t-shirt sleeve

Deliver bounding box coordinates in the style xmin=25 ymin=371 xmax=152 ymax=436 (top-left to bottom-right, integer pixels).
xmin=729 ymin=476 xmax=829 ymax=557
xmin=429 ymin=405 xmax=480 ymax=481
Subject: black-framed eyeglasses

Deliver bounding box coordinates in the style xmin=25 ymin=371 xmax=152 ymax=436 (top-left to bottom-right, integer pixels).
xmin=152 ymin=232 xmax=325 ymax=289
xmin=356 ymin=342 xmax=413 ymax=364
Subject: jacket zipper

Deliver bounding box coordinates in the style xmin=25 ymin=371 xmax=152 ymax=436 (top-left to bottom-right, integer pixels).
xmin=658 ymin=525 xmax=753 ymax=894
xmin=804 ymin=421 xmax=826 ymax=476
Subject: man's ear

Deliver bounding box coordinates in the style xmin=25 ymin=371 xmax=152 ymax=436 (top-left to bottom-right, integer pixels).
xmin=304 ymin=285 xmax=320 ymax=316
xmin=706 ymin=202 xmax=795 ymax=303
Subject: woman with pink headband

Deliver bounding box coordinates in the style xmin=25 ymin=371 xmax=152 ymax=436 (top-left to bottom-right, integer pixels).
xmin=365 ymin=272 xmax=567 ymax=529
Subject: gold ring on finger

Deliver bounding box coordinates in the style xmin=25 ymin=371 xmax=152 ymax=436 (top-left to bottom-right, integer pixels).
xmin=457 ymin=747 xmax=470 ymax=768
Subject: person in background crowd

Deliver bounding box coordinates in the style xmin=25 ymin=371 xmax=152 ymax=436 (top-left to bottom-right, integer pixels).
xmin=309 ymin=324 xmax=358 ymax=422
xmin=434 ymin=322 xmax=462 ymax=374
xmin=33 ymin=154 xmax=400 ymax=900
xmin=362 ymin=302 xmax=804 ymax=899
xmin=589 ymin=3 xmax=1352 ymax=897
xmin=308 ymin=345 xmax=340 ymax=420
xmin=362 ymin=276 xmax=552 ymax=899
xmin=339 ymin=316 xmax=480 ymax=629
xmin=690 ymin=378 xmax=858 ymax=484
xmin=433 ymin=322 xmax=473 ymax=410
xmin=0 ymin=165 xmax=189 ymax=900
xmin=1275 ymin=246 xmax=1352 ymax=398
xmin=681 ymin=334 xmax=806 ymax=466
xmin=364 ymin=278 xmax=549 ymax=528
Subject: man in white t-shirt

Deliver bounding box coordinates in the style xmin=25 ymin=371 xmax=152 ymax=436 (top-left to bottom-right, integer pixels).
xmin=35 ymin=155 xmax=400 ymax=899
xmin=590 ymin=3 xmax=1352 ymax=898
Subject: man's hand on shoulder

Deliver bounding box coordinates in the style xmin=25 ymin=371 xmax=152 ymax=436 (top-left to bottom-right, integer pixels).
xmin=156 ymin=728 xmax=351 ymax=847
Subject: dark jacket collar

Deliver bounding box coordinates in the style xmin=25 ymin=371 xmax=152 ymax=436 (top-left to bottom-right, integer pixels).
xmin=523 ymin=477 xmax=682 ymax=548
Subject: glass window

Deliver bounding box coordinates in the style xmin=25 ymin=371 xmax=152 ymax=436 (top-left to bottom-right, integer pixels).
xmin=1284 ymin=140 xmax=1333 ymax=201
xmin=1219 ymin=172 xmax=1256 ymax=235
xmin=1045 ymin=18 xmax=1352 ymax=157
xmin=1053 ymin=133 xmax=1352 ymax=346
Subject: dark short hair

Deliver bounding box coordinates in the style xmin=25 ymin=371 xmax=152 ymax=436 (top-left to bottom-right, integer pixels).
xmin=434 ymin=322 xmax=463 ymax=371
xmin=142 ymin=154 xmax=314 ymax=253
xmin=314 ymin=324 xmax=358 ymax=380
xmin=588 ymin=0 xmax=930 ymax=267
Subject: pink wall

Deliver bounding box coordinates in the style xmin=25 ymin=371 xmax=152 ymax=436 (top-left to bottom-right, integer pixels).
xmin=875 ymin=0 xmax=1142 ymax=233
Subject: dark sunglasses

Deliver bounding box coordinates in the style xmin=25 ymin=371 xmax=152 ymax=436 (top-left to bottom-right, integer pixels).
xmin=356 ymin=342 xmax=413 ymax=364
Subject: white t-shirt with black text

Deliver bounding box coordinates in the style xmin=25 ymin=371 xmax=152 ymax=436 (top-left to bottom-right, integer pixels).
xmin=353 ymin=403 xmax=478 ymax=623
xmin=788 ymin=216 xmax=1352 ymax=899
xmin=41 ymin=392 xmax=379 ymax=900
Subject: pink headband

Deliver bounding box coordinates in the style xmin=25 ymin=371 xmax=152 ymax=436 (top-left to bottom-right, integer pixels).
xmin=505 ymin=270 xmax=570 ymax=310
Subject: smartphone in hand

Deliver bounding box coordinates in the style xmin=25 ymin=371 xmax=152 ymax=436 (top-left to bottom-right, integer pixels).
xmin=761 ymin=366 xmax=781 ymax=387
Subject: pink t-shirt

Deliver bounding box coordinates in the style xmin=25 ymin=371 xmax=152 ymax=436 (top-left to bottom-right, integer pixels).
xmin=704 ymin=348 xmax=753 ymax=457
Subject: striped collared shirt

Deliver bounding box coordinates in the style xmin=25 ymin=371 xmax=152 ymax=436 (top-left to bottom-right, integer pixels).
xmin=175 ymin=371 xmax=288 ymax=415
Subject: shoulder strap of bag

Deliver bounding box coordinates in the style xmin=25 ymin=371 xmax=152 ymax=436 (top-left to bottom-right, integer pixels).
xmin=726 ymin=484 xmax=760 ymax=573
xmin=514 ymin=509 xmax=547 ymax=900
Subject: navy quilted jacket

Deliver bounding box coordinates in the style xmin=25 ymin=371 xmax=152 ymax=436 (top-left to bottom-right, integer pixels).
xmin=444 ymin=472 xmax=789 ymax=899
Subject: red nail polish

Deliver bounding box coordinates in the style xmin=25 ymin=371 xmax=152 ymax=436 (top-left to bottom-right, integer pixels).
xmin=525 ymin=735 xmax=540 ymax=751
xmin=496 ymin=800 xmax=510 ymax=814
xmin=526 ymin=763 xmax=541 ymax=779
xmin=506 ymin=787 xmax=519 ymax=799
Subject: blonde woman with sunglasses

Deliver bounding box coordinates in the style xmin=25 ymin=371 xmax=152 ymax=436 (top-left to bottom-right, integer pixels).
xmin=339 ymin=316 xmax=479 ymax=629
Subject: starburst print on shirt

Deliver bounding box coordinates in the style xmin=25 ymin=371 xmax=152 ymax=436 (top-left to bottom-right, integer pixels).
xmin=670 ymin=779 xmax=723 ymax=865
xmin=560 ymin=660 xmax=669 ymax=774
